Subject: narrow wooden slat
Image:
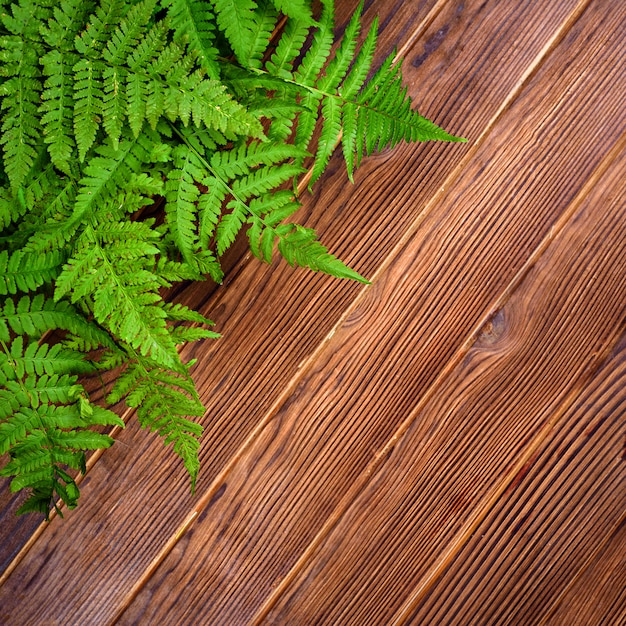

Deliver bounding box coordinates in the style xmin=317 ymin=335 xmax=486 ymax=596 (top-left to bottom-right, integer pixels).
xmin=260 ymin=125 xmax=626 ymax=625
xmin=544 ymin=518 xmax=626 ymax=626
xmin=404 ymin=332 xmax=626 ymax=624
xmin=98 ymin=3 xmax=626 ymax=624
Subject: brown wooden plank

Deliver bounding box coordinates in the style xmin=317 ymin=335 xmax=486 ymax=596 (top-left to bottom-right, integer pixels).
xmin=259 ymin=126 xmax=626 ymax=625
xmin=97 ymin=3 xmax=626 ymax=624
xmin=544 ymin=518 xmax=626 ymax=626
xmin=0 ymin=0 xmax=605 ymax=621
xmin=403 ymin=331 xmax=626 ymax=624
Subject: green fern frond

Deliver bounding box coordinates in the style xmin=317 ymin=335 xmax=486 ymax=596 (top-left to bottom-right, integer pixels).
xmin=0 ymin=249 xmax=66 ymax=295
xmin=71 ymin=131 xmax=154 ymax=226
xmin=265 ymin=15 xmax=310 ymax=80
xmin=317 ymin=0 xmax=362 ymax=92
xmin=309 ymin=95 xmax=341 ymax=187
xmin=165 ymin=144 xmax=206 ymax=262
xmin=163 ymin=0 xmax=220 ymax=78
xmin=210 ymin=140 xmax=306 ymax=180
xmin=232 ymin=162 xmax=303 ymax=199
xmin=73 ymin=57 xmax=104 ymax=160
xmin=0 ymin=330 xmax=123 ymax=518
xmin=294 ymin=0 xmax=333 ymax=86
xmin=0 ymin=294 xmax=113 ymax=349
xmin=215 ymin=199 xmax=246 ymax=255
xmin=102 ymin=65 xmax=127 ymax=150
xmin=210 ymin=0 xmax=258 ymax=65
xmin=269 ymin=0 xmax=312 ymax=23
xmin=108 ymin=356 xmax=204 ymax=489
xmin=103 ymin=0 xmax=158 ymax=65
xmin=41 ymin=0 xmax=97 ymax=51
xmin=40 ymin=50 xmax=77 ymax=173
xmin=55 ymin=223 xmax=180 ymax=370
xmin=239 ymin=0 xmax=277 ymax=70
xmin=0 ymin=46 xmax=43 ymax=191
xmin=74 ymin=0 xmax=128 ymax=55
xmin=0 ymin=184 xmax=30 ymax=231
xmin=249 ymin=222 xmax=369 ymax=282
xmin=0 ymin=337 xmax=93 ymax=384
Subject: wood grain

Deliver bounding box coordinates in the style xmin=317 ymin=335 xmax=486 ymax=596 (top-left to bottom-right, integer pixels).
xmin=100 ymin=2 xmax=626 ymax=624
xmin=545 ymin=518 xmax=626 ymax=626
xmin=404 ymin=331 xmax=626 ymax=624
xmin=260 ymin=122 xmax=626 ymax=625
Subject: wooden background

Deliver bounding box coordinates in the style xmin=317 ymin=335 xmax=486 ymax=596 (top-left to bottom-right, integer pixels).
xmin=1 ymin=0 xmax=625 ymax=623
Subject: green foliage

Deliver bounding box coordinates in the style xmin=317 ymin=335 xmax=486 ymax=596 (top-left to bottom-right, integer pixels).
xmin=0 ymin=0 xmax=465 ymax=517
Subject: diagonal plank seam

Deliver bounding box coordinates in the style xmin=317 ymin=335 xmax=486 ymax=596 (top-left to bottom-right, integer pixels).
xmin=250 ymin=129 xmax=626 ymax=624
xmin=537 ymin=512 xmax=626 ymax=625
xmin=104 ymin=0 xmax=598 ymax=621
xmin=389 ymin=290 xmax=626 ymax=622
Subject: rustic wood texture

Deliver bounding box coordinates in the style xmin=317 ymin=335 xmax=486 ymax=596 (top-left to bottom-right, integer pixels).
xmin=259 ymin=133 xmax=626 ymax=626
xmin=404 ymin=296 xmax=626 ymax=624
xmin=545 ymin=518 xmax=626 ymax=626
xmin=1 ymin=0 xmax=625 ymax=624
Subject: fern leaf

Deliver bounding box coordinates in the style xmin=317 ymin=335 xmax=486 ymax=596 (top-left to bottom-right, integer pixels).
xmin=210 ymin=0 xmax=258 ymax=65
xmin=103 ymin=0 xmax=158 ymax=65
xmin=108 ymin=358 xmax=204 ymax=489
xmin=165 ymin=145 xmax=206 ymax=262
xmin=269 ymin=0 xmax=312 ymax=24
xmin=341 ymin=101 xmax=357 ymax=181
xmin=163 ymin=0 xmax=220 ymax=78
xmin=0 ymin=185 xmax=27 ymax=231
xmin=102 ymin=65 xmax=127 ymax=150
xmin=309 ymin=95 xmax=341 ymax=188
xmin=71 ymin=132 xmax=153 ymax=226
xmin=127 ymin=19 xmax=169 ymax=70
xmin=275 ymin=224 xmax=369 ymax=282
xmin=73 ymin=57 xmax=103 ymax=160
xmin=0 ymin=249 xmax=66 ymax=295
xmin=74 ymin=0 xmax=127 ymax=55
xmin=317 ymin=0 xmax=362 ymax=92
xmin=240 ymin=0 xmax=277 ymax=70
xmin=232 ymin=162 xmax=303 ymax=200
xmin=0 ymin=52 xmax=43 ymax=190
xmin=216 ymin=199 xmax=247 ymax=255
xmin=295 ymin=0 xmax=333 ymax=86
xmin=41 ymin=0 xmax=96 ymax=51
xmin=210 ymin=140 xmax=306 ymax=180
xmin=0 ymin=338 xmax=93 ymax=384
xmin=55 ymin=224 xmax=180 ymax=370
xmin=266 ymin=15 xmax=310 ymax=79
xmin=162 ymin=302 xmax=216 ymax=326
xmin=0 ymin=294 xmax=113 ymax=349
xmin=39 ymin=50 xmax=77 ymax=173
xmin=339 ymin=16 xmax=378 ymax=100
xmin=198 ymin=176 xmax=227 ymax=250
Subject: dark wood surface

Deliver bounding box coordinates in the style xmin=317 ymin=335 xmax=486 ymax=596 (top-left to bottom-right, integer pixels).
xmin=1 ymin=0 xmax=624 ymax=624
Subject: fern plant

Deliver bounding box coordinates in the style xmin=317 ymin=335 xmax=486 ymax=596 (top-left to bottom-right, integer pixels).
xmin=0 ymin=0 xmax=465 ymax=518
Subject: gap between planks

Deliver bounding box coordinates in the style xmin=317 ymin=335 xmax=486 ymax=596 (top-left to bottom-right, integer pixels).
xmin=537 ymin=510 xmax=626 ymax=626
xmin=0 ymin=0 xmax=451 ymax=595
xmin=251 ymin=129 xmax=626 ymax=625
xmin=107 ymin=0 xmax=597 ymax=621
